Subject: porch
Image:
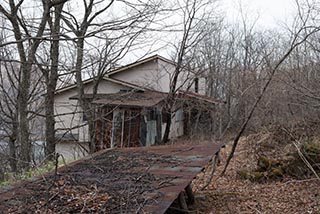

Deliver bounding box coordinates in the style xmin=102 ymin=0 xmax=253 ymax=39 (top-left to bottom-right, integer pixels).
xmin=92 ymin=91 xmax=168 ymax=150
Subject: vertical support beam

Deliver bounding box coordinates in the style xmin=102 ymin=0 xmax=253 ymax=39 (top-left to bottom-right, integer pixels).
xmin=110 ymin=111 xmax=115 ymax=148
xmin=111 ymin=109 xmax=120 ymax=148
xmin=156 ymin=108 xmax=162 ymax=144
xmin=178 ymin=191 xmax=189 ymax=212
xmin=101 ymin=108 xmax=105 ymax=149
xmin=127 ymin=110 xmax=131 ymax=147
xmin=140 ymin=110 xmax=147 ymax=146
xmin=185 ymin=184 xmax=195 ymax=205
xmin=120 ymin=110 xmax=125 ymax=148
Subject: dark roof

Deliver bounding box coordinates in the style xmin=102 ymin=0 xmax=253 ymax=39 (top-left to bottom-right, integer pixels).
xmin=71 ymin=90 xmax=222 ymax=109
xmin=0 ymin=142 xmax=223 ymax=213
xmin=92 ymin=90 xmax=168 ymax=108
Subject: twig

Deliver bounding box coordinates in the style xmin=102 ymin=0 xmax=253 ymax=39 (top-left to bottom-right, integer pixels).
xmin=157 ymin=177 xmax=178 ymax=189
xmin=282 ymin=128 xmax=320 ymax=180
xmin=59 ymin=154 xmax=67 ymax=166
xmin=48 ymin=192 xmax=60 ymax=203
xmin=201 ymin=153 xmax=220 ymax=190
xmin=247 ymin=205 xmax=262 ymax=214
xmin=42 ymin=191 xmax=60 ymax=209
xmin=281 ymin=178 xmax=319 ymax=186
xmin=54 ymin=153 xmax=60 ymax=177
xmin=172 ymin=147 xmax=194 ymax=154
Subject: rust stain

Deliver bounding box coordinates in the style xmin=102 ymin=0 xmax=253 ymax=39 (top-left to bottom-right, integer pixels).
xmin=0 ymin=143 xmax=222 ymax=214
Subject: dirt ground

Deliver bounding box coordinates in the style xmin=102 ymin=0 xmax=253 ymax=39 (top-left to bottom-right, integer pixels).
xmin=189 ymin=137 xmax=320 ymax=214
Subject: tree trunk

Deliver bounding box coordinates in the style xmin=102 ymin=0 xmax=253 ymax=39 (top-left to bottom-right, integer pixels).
xmin=162 ymin=109 xmax=172 ymax=144
xmin=8 ymin=126 xmax=17 ymax=172
xmin=74 ymin=38 xmax=95 ymax=152
xmin=2 ymin=0 xmax=52 ymax=169
xmin=19 ymin=63 xmax=31 ymax=169
xmin=45 ymin=3 xmax=64 ymax=160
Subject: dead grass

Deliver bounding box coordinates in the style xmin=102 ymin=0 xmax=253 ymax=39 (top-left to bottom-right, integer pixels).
xmin=190 ymin=136 xmax=320 ymax=214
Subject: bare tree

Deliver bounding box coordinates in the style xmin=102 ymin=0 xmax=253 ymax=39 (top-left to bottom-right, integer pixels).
xmin=221 ymin=1 xmax=320 ymax=174
xmin=162 ymin=0 xmax=216 ymax=143
xmin=0 ymin=0 xmax=66 ymax=168
xmin=60 ymin=0 xmax=163 ymax=152
xmin=34 ymin=2 xmax=66 ymax=160
xmin=0 ymin=57 xmax=20 ymax=172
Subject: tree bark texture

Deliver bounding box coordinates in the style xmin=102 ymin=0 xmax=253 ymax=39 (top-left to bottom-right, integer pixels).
xmin=45 ymin=3 xmax=65 ymax=160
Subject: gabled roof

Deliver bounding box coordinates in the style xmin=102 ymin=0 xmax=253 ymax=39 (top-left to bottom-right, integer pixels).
xmin=105 ymin=54 xmax=175 ymax=77
xmin=55 ymin=54 xmax=175 ymax=95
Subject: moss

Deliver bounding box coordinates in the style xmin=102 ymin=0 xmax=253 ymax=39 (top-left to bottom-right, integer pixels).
xmin=303 ymin=144 xmax=320 ymax=163
xmin=250 ymin=172 xmax=265 ymax=182
xmin=304 ymin=144 xmax=320 ymax=153
xmin=239 ymin=142 xmax=320 ymax=181
xmin=0 ymin=181 xmax=11 ymax=187
xmin=238 ymin=170 xmax=251 ymax=179
xmin=257 ymin=156 xmax=272 ymax=171
xmin=268 ymin=167 xmax=284 ymax=179
xmin=237 ymin=170 xmax=265 ymax=182
xmin=282 ymin=142 xmax=320 ymax=178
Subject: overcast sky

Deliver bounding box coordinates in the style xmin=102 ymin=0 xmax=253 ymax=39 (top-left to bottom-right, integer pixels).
xmin=221 ymin=0 xmax=296 ymax=28
xmin=148 ymin=0 xmax=298 ymax=60
xmin=126 ymin=0 xmax=300 ymax=62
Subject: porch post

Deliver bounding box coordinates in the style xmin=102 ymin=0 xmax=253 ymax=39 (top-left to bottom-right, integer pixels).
xmin=111 ymin=109 xmax=121 ymax=148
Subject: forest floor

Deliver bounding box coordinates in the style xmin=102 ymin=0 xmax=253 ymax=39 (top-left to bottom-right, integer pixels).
xmin=189 ymin=133 xmax=320 ymax=214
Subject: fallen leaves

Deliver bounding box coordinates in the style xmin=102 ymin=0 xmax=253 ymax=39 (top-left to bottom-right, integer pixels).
xmin=190 ymin=136 xmax=320 ymax=214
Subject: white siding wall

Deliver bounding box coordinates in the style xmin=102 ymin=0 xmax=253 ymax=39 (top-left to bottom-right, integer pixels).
xmin=56 ymin=142 xmax=89 ymax=161
xmin=111 ymin=59 xmax=174 ymax=92
xmin=54 ymin=88 xmax=81 ymax=139
xmin=110 ymin=58 xmax=204 ymax=95
xmin=161 ymin=108 xmax=184 ymax=139
xmin=156 ymin=59 xmax=175 ymax=92
xmin=54 ymin=79 xmax=131 ymax=142
xmin=159 ymin=58 xmax=205 ymax=95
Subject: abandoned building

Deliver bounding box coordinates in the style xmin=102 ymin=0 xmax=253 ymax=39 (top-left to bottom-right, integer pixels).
xmin=54 ymin=55 xmax=219 ymax=159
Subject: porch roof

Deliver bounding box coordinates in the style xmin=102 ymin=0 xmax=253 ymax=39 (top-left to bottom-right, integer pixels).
xmin=70 ymin=90 xmax=222 ymax=109
xmin=91 ymin=90 xmax=168 ymax=108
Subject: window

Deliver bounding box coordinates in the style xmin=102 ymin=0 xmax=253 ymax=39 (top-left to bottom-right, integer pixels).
xmin=194 ymin=77 xmax=199 ymax=93
xmin=82 ymin=112 xmax=87 ymax=122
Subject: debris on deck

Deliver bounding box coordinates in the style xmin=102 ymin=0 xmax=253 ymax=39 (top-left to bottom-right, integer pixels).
xmin=0 ymin=143 xmax=222 ymax=214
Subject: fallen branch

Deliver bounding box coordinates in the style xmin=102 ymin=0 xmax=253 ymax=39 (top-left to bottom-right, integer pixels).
xmin=201 ymin=153 xmax=220 ymax=190
xmin=282 ymin=128 xmax=320 ymax=180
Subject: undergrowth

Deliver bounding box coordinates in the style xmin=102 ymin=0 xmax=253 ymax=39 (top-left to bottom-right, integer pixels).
xmin=0 ymin=158 xmax=68 ymax=187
